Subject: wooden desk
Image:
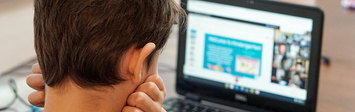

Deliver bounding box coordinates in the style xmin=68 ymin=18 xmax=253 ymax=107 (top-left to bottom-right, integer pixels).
xmin=315 ymin=0 xmax=355 ymax=111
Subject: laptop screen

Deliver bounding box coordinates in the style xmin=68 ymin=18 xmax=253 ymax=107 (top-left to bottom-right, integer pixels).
xmin=183 ymin=0 xmax=313 ymax=105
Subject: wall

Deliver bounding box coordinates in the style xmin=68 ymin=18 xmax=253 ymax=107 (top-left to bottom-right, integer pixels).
xmin=0 ymin=0 xmax=36 ymax=75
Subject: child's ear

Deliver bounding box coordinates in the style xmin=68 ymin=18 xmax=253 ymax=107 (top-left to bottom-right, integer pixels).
xmin=129 ymin=42 xmax=156 ymax=83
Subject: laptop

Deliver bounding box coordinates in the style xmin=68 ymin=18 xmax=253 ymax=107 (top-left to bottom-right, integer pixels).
xmin=162 ymin=0 xmax=324 ymax=112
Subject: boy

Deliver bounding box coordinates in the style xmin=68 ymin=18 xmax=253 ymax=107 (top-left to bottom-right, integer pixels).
xmin=27 ymin=64 xmax=166 ymax=112
xmin=28 ymin=0 xmax=185 ymax=111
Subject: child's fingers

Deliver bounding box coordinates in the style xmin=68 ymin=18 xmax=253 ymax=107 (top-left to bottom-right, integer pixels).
xmin=26 ymin=74 xmax=45 ymax=91
xmin=28 ymin=91 xmax=45 ymax=107
xmin=144 ymin=75 xmax=166 ymax=96
xmin=135 ymin=82 xmax=164 ymax=103
xmin=32 ymin=63 xmax=42 ymax=74
xmin=26 ymin=73 xmax=46 ymax=107
xmin=122 ymin=106 xmax=144 ymax=112
xmin=127 ymin=92 xmax=159 ymax=112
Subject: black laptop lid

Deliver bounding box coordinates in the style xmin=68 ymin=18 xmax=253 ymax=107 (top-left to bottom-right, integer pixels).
xmin=176 ymin=0 xmax=324 ymax=111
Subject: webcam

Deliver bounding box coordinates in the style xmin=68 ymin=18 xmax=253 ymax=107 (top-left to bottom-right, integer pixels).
xmin=247 ymin=0 xmax=255 ymax=4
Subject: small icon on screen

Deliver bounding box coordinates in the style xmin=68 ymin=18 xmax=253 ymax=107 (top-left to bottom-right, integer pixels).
xmin=191 ymin=30 xmax=196 ymax=39
xmin=240 ymin=86 xmax=245 ymax=92
xmin=234 ymin=85 xmax=239 ymax=91
xmin=229 ymin=84 xmax=234 ymax=90
xmin=250 ymin=89 xmax=255 ymax=94
xmin=225 ymin=83 xmax=229 ymax=89
xmin=255 ymin=90 xmax=260 ymax=95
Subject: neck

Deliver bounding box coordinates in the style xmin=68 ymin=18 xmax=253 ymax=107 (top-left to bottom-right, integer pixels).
xmin=43 ymin=80 xmax=136 ymax=112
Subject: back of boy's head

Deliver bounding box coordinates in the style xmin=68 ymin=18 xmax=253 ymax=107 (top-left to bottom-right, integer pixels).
xmin=34 ymin=0 xmax=186 ymax=88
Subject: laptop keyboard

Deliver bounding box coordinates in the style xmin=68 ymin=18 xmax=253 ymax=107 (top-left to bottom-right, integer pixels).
xmin=163 ymin=98 xmax=232 ymax=112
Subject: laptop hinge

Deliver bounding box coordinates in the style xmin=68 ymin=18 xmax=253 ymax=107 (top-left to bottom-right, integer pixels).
xmin=185 ymin=93 xmax=201 ymax=102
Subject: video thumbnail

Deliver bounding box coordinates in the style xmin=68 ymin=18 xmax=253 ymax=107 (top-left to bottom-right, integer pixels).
xmin=271 ymin=30 xmax=311 ymax=89
xmin=203 ymin=34 xmax=262 ymax=79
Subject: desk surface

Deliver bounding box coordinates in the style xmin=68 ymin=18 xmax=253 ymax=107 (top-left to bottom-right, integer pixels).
xmin=1 ymin=0 xmax=355 ymax=112
xmin=313 ymin=0 xmax=355 ymax=112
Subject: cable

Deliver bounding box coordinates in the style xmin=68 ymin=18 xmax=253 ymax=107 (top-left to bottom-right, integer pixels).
xmin=0 ymin=79 xmax=18 ymax=111
xmin=0 ymin=78 xmax=31 ymax=111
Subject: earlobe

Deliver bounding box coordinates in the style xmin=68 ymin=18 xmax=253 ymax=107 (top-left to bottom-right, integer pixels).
xmin=131 ymin=42 xmax=156 ymax=83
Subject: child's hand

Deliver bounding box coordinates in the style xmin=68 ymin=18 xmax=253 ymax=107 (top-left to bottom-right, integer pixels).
xmin=27 ymin=63 xmax=46 ymax=107
xmin=123 ymin=74 xmax=167 ymax=112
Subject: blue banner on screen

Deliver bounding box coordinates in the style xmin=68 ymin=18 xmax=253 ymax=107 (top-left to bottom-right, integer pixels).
xmin=203 ymin=34 xmax=263 ymax=79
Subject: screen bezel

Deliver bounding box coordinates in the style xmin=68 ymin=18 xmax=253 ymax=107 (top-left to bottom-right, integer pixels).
xmin=176 ymin=0 xmax=324 ymax=111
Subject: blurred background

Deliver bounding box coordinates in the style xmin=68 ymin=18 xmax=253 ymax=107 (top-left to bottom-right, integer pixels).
xmin=0 ymin=0 xmax=355 ymax=112
xmin=0 ymin=0 xmax=35 ymax=75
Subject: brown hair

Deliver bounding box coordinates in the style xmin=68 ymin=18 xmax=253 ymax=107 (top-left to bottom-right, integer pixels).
xmin=34 ymin=0 xmax=186 ymax=88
